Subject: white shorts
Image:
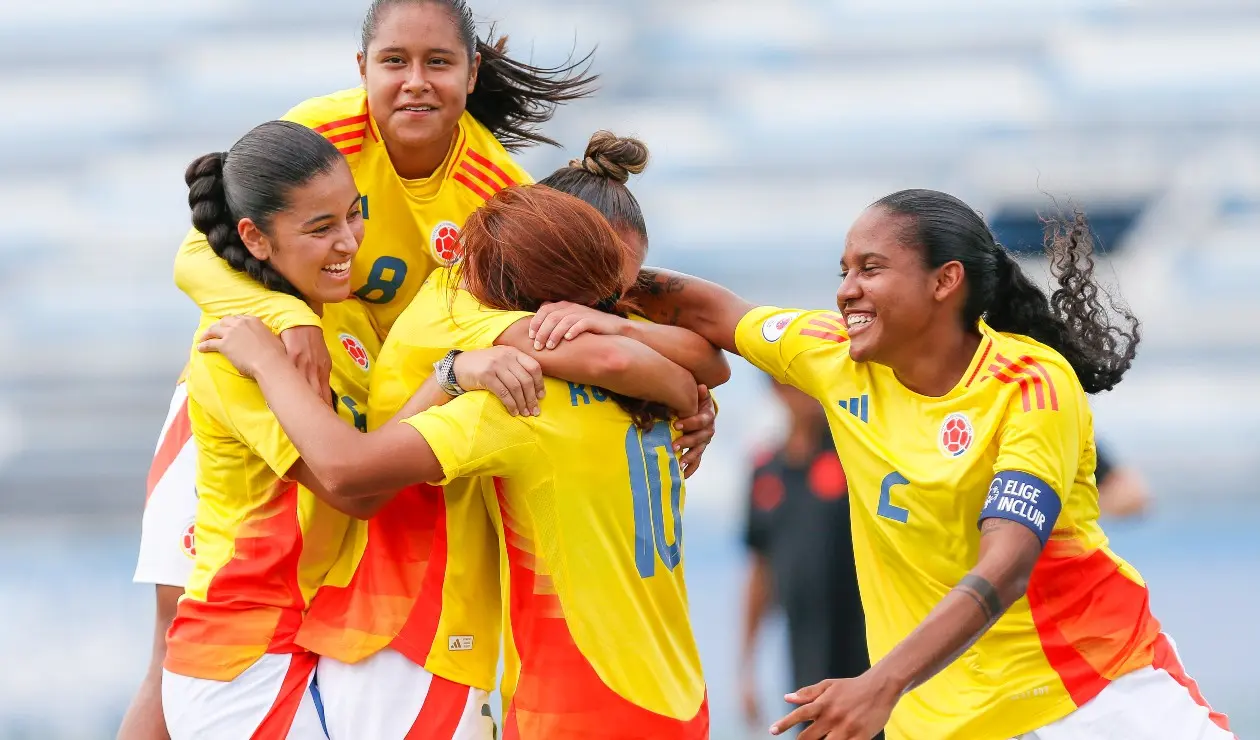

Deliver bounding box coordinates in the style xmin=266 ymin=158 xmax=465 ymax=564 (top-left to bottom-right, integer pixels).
xmin=163 ymin=652 xmax=326 ymax=739
xmin=1019 ymin=635 xmax=1235 ymax=740
xmin=133 ymin=383 xmax=198 ymax=588
xmin=316 ymin=649 xmax=493 ymax=740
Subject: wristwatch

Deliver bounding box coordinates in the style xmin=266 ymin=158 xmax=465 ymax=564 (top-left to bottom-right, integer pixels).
xmin=433 ymin=349 xmax=465 ymax=397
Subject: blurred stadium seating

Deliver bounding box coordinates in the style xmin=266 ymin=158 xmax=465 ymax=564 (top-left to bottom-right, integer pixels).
xmin=2 ymin=1 xmax=1259 ymax=737
xmin=3 ymin=0 xmax=1259 ymax=513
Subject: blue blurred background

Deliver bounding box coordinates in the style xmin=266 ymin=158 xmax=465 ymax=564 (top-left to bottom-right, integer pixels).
xmin=2 ymin=0 xmax=1259 ymax=737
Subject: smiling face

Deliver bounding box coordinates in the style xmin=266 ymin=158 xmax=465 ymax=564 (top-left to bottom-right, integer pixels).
xmin=836 ymin=206 xmax=962 ymax=364
xmin=237 ymin=160 xmax=365 ymax=306
xmin=358 ymin=1 xmax=478 ymax=160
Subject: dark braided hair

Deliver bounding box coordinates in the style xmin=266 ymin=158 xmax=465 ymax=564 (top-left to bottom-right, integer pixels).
xmin=874 ymin=189 xmax=1141 ymax=394
xmin=185 ymin=121 xmax=344 ymax=298
xmin=360 ymin=0 xmax=598 ymax=151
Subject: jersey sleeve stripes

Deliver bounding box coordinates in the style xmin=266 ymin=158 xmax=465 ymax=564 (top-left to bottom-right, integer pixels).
xmin=453 ymin=147 xmax=521 ymax=201
xmin=733 ymin=306 xmax=1167 ymax=740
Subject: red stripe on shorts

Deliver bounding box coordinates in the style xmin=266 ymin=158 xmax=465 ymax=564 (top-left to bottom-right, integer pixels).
xmin=250 ymin=652 xmax=318 ymax=739
xmin=405 ymin=674 xmax=470 ymax=739
xmin=1152 ymin=633 xmax=1234 ymax=735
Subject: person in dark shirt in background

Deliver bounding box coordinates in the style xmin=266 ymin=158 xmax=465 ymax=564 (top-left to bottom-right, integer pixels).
xmin=737 ymin=380 xmax=1150 ymax=734
xmin=738 ymin=379 xmax=877 ymax=737
xmin=1094 ymin=441 xmax=1151 ymax=518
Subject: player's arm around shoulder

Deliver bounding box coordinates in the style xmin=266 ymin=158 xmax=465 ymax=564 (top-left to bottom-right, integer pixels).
xmin=173 ymin=229 xmax=318 ymax=333
xmin=735 ymin=306 xmax=851 ymax=400
xmin=497 ymin=318 xmax=700 ymax=417
xmin=403 ymin=389 xmax=538 ymax=486
xmin=175 ymin=230 xmax=331 ymax=400
xmin=188 ymin=340 xmax=311 ymax=489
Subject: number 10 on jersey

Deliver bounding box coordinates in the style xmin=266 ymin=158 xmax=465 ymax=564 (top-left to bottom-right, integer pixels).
xmin=626 ymin=424 xmax=683 ymax=579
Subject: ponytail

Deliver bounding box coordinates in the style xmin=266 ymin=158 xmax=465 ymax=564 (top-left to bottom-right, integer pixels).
xmin=360 ymin=0 xmax=598 ymax=151
xmin=874 ymin=189 xmax=1141 ymax=394
xmin=184 ymin=120 xmax=343 ymax=299
xmin=987 ymin=211 xmax=1140 ymax=394
xmin=468 ymin=32 xmax=598 ymax=151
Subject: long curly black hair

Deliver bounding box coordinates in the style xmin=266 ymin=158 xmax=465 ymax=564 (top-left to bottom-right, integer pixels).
xmin=875 ymin=189 xmax=1141 ymax=394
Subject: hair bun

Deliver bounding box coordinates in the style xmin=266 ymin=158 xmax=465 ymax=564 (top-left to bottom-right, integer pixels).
xmin=569 ymin=131 xmax=649 ymax=184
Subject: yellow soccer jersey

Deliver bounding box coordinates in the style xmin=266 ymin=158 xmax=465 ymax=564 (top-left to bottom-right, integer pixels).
xmin=297 ymin=265 xmax=532 ymax=691
xmin=165 ymin=300 xmax=379 ymax=681
xmin=367 ymin=265 xmax=532 ymax=428
xmin=172 ymin=87 xmax=532 ymax=337
xmin=734 ymin=308 xmax=1162 ymax=740
xmin=405 ymin=385 xmax=709 ymax=740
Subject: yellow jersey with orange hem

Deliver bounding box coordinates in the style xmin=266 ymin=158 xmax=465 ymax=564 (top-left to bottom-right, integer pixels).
xmin=164 ymin=300 xmax=379 ymax=681
xmin=296 ymin=265 xmax=531 ymax=691
xmin=171 ymin=87 xmax=532 ymax=337
xmin=733 ymin=307 xmax=1162 ymax=740
xmin=404 ymin=384 xmax=709 ymax=740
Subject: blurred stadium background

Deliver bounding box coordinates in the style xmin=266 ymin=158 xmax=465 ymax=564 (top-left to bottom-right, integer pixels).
xmin=2 ymin=0 xmax=1259 ymax=737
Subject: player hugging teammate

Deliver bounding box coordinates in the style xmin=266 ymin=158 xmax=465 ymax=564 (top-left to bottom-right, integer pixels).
xmin=120 ymin=1 xmax=722 ymax=736
xmin=619 ymin=189 xmax=1235 ymax=740
xmin=119 ymin=1 xmax=1233 ymax=738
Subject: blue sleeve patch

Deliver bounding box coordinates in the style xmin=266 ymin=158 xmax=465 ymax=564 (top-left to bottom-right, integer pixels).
xmin=979 ymin=470 xmax=1061 ymax=546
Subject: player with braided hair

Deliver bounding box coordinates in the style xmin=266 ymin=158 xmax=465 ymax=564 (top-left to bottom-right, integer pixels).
xmin=200 ymin=184 xmax=712 ymax=740
xmin=158 ymin=120 xmax=545 ymax=740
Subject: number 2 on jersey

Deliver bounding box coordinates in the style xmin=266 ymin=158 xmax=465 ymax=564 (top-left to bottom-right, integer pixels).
xmin=626 ymin=423 xmax=683 ymax=578
xmin=879 ymin=471 xmax=911 ymax=523
xmin=354 ymin=256 xmax=408 ymax=304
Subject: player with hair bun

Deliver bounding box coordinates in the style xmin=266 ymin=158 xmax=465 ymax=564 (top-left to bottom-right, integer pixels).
xmin=126 ymin=3 xmax=608 ymax=735
xmin=529 ymin=130 xmax=729 ymax=444
xmin=286 ymin=133 xmax=723 ymax=738
xmin=548 ymin=188 xmax=1235 ymax=740
xmin=199 ymin=184 xmax=711 ymax=740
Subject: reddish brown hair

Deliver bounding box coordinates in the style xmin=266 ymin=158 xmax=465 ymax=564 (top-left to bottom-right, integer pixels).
xmin=460 ymin=185 xmax=667 ymax=429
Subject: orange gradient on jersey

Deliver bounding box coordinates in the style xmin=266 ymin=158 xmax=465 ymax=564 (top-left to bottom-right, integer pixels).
xmin=1027 ymin=543 xmax=1162 ymax=705
xmin=297 ymin=484 xmax=447 ymax=663
xmin=497 ymin=483 xmax=709 ymax=740
xmin=165 ymin=482 xmax=305 ymax=680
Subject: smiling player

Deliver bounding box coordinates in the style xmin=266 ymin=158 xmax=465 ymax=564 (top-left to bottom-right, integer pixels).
xmin=598 ymin=189 xmax=1235 ymax=740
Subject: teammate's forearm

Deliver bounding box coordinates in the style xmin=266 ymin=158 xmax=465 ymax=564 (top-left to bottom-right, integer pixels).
xmin=252 ymin=357 xmax=366 ymax=490
xmin=630 ymin=268 xmax=752 ymax=353
xmin=608 ymin=341 xmax=699 ymax=417
xmin=501 ymin=323 xmax=699 ymax=416
xmin=866 ymin=580 xmax=1002 ymax=697
xmin=618 ymin=319 xmax=732 ymax=389
xmin=384 ymin=376 xmax=451 ymax=427
xmin=869 ymin=520 xmax=1040 ymax=694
